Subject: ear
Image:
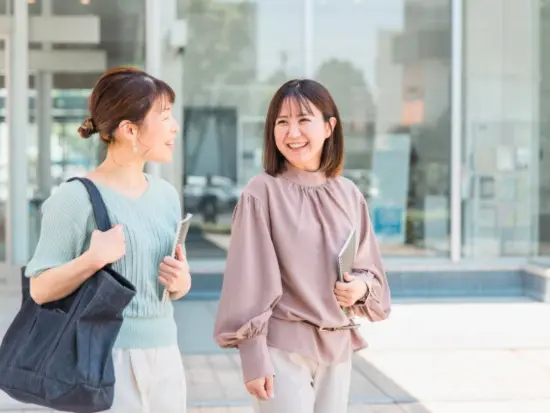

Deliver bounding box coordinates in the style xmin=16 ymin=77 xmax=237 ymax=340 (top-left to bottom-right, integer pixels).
xmin=325 ymin=116 xmax=337 ymax=139
xmin=117 ymin=120 xmax=138 ymax=144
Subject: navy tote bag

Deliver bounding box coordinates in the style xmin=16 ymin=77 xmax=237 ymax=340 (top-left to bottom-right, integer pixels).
xmin=0 ymin=177 xmax=136 ymax=412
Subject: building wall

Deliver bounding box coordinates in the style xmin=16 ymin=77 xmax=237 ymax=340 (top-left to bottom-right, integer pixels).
xmin=1 ymin=0 xmax=550 ymax=284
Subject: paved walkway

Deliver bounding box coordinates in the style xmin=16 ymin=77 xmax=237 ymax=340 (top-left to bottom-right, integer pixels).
xmin=1 ymin=293 xmax=549 ymax=412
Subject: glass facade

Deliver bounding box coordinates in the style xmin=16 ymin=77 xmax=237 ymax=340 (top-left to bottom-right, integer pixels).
xmin=26 ymin=0 xmax=146 ymax=253
xmin=461 ymin=0 xmax=548 ymax=258
xmin=179 ymin=0 xmax=453 ymax=260
xmin=2 ymin=0 xmax=550 ymax=272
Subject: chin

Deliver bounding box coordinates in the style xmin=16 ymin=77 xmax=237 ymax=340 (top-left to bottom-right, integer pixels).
xmin=146 ymin=154 xmax=173 ymax=164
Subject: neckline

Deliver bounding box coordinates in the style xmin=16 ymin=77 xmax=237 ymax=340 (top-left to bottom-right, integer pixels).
xmin=280 ymin=162 xmax=328 ymax=187
xmin=89 ymin=173 xmax=152 ymax=201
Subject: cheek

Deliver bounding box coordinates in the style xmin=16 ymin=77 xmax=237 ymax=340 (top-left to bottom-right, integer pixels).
xmin=305 ymin=124 xmax=328 ymax=147
xmin=274 ymin=129 xmax=286 ymax=151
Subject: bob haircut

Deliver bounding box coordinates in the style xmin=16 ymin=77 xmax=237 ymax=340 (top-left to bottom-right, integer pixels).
xmin=263 ymin=79 xmax=344 ymax=178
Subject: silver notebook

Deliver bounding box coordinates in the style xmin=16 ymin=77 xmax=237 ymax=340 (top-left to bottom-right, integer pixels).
xmin=162 ymin=213 xmax=193 ymax=303
xmin=337 ymin=228 xmax=356 ymax=283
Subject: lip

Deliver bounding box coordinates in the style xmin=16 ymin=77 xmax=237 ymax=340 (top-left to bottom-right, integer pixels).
xmin=287 ymin=142 xmax=308 ymax=150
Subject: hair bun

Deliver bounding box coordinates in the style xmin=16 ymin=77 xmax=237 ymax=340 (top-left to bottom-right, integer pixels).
xmin=78 ymin=117 xmax=97 ymax=139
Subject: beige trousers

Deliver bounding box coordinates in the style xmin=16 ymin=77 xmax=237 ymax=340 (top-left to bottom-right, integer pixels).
xmin=105 ymin=345 xmax=187 ymax=413
xmin=253 ymin=347 xmax=352 ymax=413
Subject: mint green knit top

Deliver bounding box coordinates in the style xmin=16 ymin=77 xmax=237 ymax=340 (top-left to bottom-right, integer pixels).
xmin=25 ymin=174 xmax=181 ymax=349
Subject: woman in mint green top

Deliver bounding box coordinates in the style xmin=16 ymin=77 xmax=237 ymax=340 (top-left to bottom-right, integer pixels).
xmin=24 ymin=67 xmax=190 ymax=413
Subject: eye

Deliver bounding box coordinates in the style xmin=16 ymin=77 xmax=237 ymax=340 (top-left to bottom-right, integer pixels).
xmin=276 ymin=119 xmax=287 ymax=125
xmin=299 ymin=118 xmax=310 ymax=122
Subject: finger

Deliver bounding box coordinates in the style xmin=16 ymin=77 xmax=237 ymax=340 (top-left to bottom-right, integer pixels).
xmin=343 ymin=272 xmax=355 ymax=282
xmin=334 ymin=291 xmax=352 ymax=301
xmin=175 ymin=244 xmax=186 ymax=261
xmin=246 ymin=384 xmax=261 ymax=399
xmin=255 ymin=384 xmax=268 ymax=401
xmin=158 ymin=276 xmax=170 ymax=287
xmin=163 ymin=256 xmax=186 ymax=269
xmin=334 ymin=282 xmax=353 ymax=292
xmin=265 ymin=376 xmax=274 ymax=399
xmin=160 ymin=262 xmax=183 ymax=276
xmin=159 ymin=270 xmax=177 ymax=283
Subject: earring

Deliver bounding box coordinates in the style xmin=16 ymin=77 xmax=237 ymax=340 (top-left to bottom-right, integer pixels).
xmin=133 ymin=141 xmax=138 ymax=154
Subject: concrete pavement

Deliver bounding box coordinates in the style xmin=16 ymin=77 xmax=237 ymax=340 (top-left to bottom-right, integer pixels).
xmin=0 ymin=293 xmax=549 ymax=412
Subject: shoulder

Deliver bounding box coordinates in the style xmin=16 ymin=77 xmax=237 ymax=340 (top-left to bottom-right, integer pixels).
xmin=42 ymin=179 xmax=93 ymax=214
xmin=332 ymin=175 xmax=366 ymax=203
xmin=240 ymin=172 xmax=280 ymax=202
xmin=38 ymin=179 xmax=94 ymax=229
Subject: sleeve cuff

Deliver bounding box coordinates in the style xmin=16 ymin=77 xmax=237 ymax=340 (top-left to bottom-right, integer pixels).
xmin=354 ymin=271 xmax=374 ymax=304
xmin=237 ymin=335 xmax=274 ymax=383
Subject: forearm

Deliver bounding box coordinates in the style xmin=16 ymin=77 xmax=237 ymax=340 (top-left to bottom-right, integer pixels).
xmin=30 ymin=251 xmax=104 ymax=305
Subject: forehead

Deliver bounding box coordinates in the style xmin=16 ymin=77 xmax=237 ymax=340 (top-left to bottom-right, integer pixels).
xmin=277 ymin=96 xmax=318 ymax=117
xmin=151 ymin=94 xmax=172 ymax=113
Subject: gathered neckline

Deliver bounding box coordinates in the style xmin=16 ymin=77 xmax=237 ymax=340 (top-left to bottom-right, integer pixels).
xmin=280 ymin=163 xmax=330 ymax=188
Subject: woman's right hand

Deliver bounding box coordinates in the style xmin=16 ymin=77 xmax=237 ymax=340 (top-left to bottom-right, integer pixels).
xmin=245 ymin=376 xmax=274 ymax=401
xmin=87 ymin=224 xmax=126 ymax=267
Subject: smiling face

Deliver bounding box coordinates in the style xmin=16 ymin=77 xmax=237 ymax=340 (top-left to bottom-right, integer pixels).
xmin=118 ymin=95 xmax=179 ymax=163
xmin=274 ymin=97 xmax=336 ymax=171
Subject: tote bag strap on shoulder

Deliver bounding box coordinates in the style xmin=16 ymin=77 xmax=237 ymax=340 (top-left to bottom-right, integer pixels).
xmin=66 ymin=177 xmax=112 ymax=233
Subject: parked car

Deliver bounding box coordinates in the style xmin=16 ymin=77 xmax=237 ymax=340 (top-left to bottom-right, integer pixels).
xmin=183 ymin=175 xmax=241 ymax=223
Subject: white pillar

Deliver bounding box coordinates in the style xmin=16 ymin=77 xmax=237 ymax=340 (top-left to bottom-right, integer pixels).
xmin=450 ymin=0 xmax=463 ymax=262
xmin=145 ymin=0 xmax=162 ymax=177
xmin=304 ymin=0 xmax=314 ymax=78
xmin=36 ymin=72 xmax=52 ymax=198
xmin=37 ymin=0 xmax=52 ymax=199
xmin=7 ymin=0 xmax=29 ymax=264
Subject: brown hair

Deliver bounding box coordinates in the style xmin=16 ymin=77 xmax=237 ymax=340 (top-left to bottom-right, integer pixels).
xmin=77 ymin=66 xmax=175 ymax=143
xmin=263 ymin=79 xmax=344 ymax=178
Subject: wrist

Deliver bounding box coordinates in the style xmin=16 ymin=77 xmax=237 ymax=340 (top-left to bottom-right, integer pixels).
xmin=357 ymin=280 xmax=369 ymax=303
xmin=82 ymin=249 xmax=106 ymax=272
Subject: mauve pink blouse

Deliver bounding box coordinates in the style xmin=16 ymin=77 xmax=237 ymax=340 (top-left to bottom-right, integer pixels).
xmin=213 ymin=164 xmax=391 ymax=382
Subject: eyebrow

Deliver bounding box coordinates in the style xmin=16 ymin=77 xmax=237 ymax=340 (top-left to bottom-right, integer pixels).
xmin=277 ymin=112 xmax=312 ymax=118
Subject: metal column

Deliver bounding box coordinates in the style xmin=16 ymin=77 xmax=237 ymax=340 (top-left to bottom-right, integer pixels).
xmin=145 ymin=0 xmax=162 ymax=177
xmin=304 ymin=0 xmax=314 ymax=78
xmin=450 ymin=0 xmax=464 ymax=262
xmin=7 ymin=0 xmax=29 ymax=265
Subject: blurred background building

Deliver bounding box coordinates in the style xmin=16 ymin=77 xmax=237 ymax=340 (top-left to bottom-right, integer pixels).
xmin=1 ymin=0 xmax=549 ymax=301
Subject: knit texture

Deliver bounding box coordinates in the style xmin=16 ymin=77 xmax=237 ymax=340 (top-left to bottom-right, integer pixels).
xmin=25 ymin=174 xmax=181 ymax=349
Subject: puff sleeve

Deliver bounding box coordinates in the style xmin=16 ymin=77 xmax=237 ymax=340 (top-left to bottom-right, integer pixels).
xmin=213 ymin=193 xmax=283 ymax=383
xmin=351 ymin=199 xmax=391 ymax=321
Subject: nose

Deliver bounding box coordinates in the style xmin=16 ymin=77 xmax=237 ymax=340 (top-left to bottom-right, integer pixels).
xmin=172 ymin=119 xmax=180 ymax=133
xmin=288 ymin=121 xmax=300 ymax=138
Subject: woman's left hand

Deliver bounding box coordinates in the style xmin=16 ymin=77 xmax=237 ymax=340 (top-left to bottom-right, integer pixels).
xmin=334 ymin=272 xmax=367 ymax=307
xmin=158 ymin=244 xmax=191 ymax=299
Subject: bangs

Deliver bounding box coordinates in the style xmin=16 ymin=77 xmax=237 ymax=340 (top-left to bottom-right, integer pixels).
xmin=153 ymin=78 xmax=176 ymax=109
xmin=278 ymin=86 xmax=315 ymax=117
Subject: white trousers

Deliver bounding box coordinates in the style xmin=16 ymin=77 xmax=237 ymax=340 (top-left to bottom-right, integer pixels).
xmin=253 ymin=347 xmax=352 ymax=413
xmin=105 ymin=345 xmax=186 ymax=413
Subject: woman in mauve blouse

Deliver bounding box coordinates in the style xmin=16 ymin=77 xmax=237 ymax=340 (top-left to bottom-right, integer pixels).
xmin=213 ymin=79 xmax=391 ymax=413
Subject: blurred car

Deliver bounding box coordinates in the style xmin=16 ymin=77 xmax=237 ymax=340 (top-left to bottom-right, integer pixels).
xmin=183 ymin=175 xmax=241 ymax=223
xmin=342 ymin=169 xmax=379 ymax=200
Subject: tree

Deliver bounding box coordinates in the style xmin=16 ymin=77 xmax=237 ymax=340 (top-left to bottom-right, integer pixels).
xmin=315 ymin=58 xmax=375 ymax=123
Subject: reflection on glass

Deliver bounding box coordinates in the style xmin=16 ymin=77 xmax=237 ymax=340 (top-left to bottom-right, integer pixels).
xmin=24 ymin=0 xmax=146 ymax=255
xmin=180 ymin=0 xmax=452 ymax=259
xmin=462 ymin=0 xmax=543 ymax=258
